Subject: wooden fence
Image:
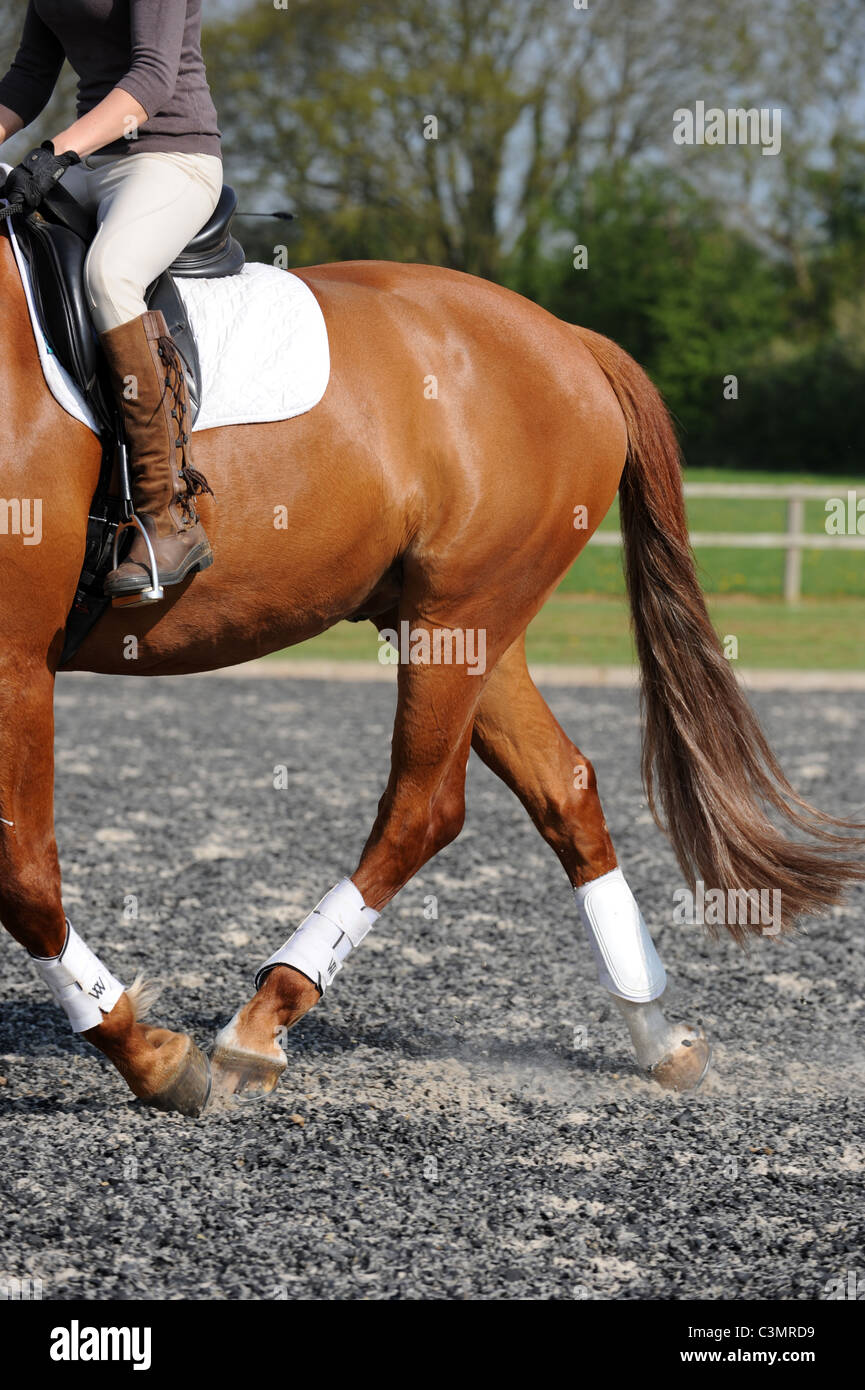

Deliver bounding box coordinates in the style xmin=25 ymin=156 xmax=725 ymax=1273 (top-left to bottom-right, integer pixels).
xmin=588 ymin=482 xmax=865 ymax=601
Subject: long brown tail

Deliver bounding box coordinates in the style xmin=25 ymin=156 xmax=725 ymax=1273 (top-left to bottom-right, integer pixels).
xmin=573 ymin=324 xmax=864 ymax=939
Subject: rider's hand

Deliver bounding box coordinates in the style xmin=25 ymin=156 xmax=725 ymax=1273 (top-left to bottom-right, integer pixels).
xmin=3 ymin=141 xmax=80 ymax=211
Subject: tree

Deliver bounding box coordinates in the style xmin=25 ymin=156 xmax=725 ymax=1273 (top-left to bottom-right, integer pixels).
xmin=204 ymin=0 xmax=760 ymax=275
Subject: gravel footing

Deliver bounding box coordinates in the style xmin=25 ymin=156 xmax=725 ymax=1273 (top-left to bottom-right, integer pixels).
xmin=0 ymin=676 xmax=862 ymax=1300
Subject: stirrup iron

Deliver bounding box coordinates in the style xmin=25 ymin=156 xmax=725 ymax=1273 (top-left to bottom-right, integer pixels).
xmin=109 ymin=513 xmax=164 ymax=608
xmin=109 ymin=433 xmax=163 ymax=608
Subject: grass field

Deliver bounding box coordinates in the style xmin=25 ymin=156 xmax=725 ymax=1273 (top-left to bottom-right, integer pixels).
xmin=270 ymin=595 xmax=865 ymax=670
xmin=272 ymin=468 xmax=864 ymax=670
xmin=577 ymin=468 xmax=865 ymax=600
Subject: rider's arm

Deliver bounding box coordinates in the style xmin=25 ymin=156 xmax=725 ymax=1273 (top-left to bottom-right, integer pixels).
xmin=0 ymin=2 xmax=65 ymax=137
xmin=52 ymin=0 xmax=185 ymax=159
xmin=0 ymin=105 xmax=24 ymax=145
xmin=110 ymin=0 xmax=190 ymax=130
xmin=52 ymin=88 xmax=148 ymax=160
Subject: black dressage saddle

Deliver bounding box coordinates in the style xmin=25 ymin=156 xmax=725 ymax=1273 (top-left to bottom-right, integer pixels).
xmin=4 ymin=180 xmax=246 ymax=666
xmin=15 ymin=180 xmax=245 ymax=431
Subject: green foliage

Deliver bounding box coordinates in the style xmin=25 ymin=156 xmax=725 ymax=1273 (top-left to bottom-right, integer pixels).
xmin=199 ymin=0 xmax=865 ymax=473
xmin=530 ymin=167 xmax=864 ymax=471
xmin=1 ymin=0 xmax=862 ymax=473
xmin=203 ymin=0 xmax=554 ymax=276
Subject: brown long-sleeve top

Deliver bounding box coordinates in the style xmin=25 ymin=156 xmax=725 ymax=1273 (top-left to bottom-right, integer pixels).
xmin=0 ymin=0 xmax=220 ymax=158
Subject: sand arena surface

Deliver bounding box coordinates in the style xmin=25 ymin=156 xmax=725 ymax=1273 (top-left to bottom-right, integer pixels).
xmin=0 ymin=676 xmax=862 ymax=1300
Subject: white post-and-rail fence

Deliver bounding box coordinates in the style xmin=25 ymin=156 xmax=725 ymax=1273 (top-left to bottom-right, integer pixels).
xmin=589 ymin=482 xmax=865 ymax=602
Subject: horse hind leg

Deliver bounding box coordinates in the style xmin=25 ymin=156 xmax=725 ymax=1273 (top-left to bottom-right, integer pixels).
xmin=470 ymin=639 xmax=711 ymax=1093
xmin=0 ymin=670 xmax=211 ymax=1115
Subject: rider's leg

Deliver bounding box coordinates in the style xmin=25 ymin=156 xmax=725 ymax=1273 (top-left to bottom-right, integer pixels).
xmin=64 ymin=152 xmax=222 ymax=601
xmin=77 ymin=152 xmax=223 ymax=336
xmin=100 ymin=307 xmax=214 ymax=599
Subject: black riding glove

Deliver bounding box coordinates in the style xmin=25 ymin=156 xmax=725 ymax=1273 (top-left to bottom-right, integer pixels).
xmin=3 ymin=141 xmax=80 ymax=212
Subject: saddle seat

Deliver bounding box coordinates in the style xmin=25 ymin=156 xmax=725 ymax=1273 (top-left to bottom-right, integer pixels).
xmin=13 ymin=182 xmax=245 ymax=431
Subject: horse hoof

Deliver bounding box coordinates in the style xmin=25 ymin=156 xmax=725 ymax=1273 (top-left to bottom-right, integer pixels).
xmin=208 ymin=1044 xmax=287 ymax=1107
xmin=144 ymin=1037 xmax=213 ymax=1117
xmin=207 ymin=1011 xmax=288 ymax=1107
xmin=647 ymin=1029 xmax=712 ymax=1093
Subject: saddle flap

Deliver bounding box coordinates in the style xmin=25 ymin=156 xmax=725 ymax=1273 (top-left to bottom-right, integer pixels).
xmin=17 ymin=214 xmax=99 ymax=398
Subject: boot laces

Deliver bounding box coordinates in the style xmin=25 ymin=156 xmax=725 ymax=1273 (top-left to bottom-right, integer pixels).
xmin=156 ymin=334 xmax=215 ymax=516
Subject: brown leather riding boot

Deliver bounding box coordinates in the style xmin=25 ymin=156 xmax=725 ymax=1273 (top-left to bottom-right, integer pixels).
xmin=101 ymin=310 xmax=213 ymax=602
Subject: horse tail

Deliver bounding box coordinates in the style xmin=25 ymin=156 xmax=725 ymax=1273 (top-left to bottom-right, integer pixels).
xmin=572 ymin=323 xmax=865 ymax=939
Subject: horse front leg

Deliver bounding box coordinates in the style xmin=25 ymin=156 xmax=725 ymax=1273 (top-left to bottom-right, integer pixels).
xmin=0 ymin=669 xmax=210 ymax=1114
xmin=210 ymin=645 xmax=484 ymax=1102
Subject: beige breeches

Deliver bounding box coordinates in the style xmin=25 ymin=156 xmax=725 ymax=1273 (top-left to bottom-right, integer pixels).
xmin=60 ymin=150 xmax=223 ymax=334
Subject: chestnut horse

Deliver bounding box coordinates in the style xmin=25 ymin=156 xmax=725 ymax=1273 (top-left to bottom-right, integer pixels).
xmin=0 ymin=227 xmax=861 ymax=1114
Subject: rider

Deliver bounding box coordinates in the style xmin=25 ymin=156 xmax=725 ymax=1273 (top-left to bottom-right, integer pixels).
xmin=0 ymin=1 xmax=222 ymax=604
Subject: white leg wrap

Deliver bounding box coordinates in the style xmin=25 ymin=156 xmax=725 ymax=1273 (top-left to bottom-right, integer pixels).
xmin=574 ymin=867 xmax=666 ymax=1002
xmin=30 ymin=919 xmax=126 ymax=1034
xmin=255 ymin=878 xmax=380 ymax=995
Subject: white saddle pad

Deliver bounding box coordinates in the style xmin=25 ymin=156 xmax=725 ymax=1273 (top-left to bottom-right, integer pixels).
xmin=0 ymin=172 xmax=330 ymax=435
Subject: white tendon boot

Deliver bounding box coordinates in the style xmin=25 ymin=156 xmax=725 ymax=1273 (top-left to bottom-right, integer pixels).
xmin=211 ymin=878 xmax=379 ymax=1104
xmin=30 ymin=919 xmax=125 ymax=1033
xmin=254 ymin=877 xmax=379 ymax=996
xmin=574 ymin=868 xmax=711 ymax=1092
